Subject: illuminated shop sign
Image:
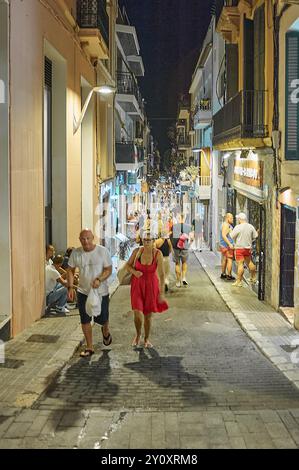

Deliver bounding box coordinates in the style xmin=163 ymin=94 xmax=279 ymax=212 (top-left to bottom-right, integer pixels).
xmin=234 ymin=159 xmax=263 ymax=189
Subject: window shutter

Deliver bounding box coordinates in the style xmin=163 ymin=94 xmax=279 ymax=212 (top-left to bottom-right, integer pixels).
xmin=243 ymin=17 xmax=254 ymax=91
xmin=286 ymin=32 xmax=299 ymax=160
xmin=254 ymin=5 xmax=265 ymax=92
xmin=226 ymin=44 xmax=239 ymax=101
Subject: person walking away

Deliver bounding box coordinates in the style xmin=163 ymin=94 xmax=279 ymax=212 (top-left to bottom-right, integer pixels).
xmin=220 ymin=213 xmax=235 ymax=281
xmin=192 ymin=214 xmax=204 ymax=252
xmin=155 ymin=231 xmax=174 ymax=292
xmin=67 ymin=229 xmax=113 ymax=357
xmin=170 ymin=213 xmax=193 ymax=287
xmin=157 ymin=211 xmax=163 ymax=238
xmin=45 ymin=255 xmax=69 ymax=314
xmin=126 ymin=231 xmax=168 ymax=348
xmin=230 ymin=213 xmax=258 ymax=287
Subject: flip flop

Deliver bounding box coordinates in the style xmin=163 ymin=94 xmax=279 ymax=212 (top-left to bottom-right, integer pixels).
xmin=101 ymin=327 xmax=112 ymax=346
xmin=80 ymin=349 xmax=94 ymax=358
xmin=132 ymin=336 xmax=141 ymax=347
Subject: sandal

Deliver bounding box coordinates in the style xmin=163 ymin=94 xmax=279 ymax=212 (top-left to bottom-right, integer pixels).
xmin=80 ymin=349 xmax=94 ymax=358
xmin=101 ymin=327 xmax=112 ymax=346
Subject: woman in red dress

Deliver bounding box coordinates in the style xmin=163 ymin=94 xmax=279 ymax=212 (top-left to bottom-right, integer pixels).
xmin=126 ymin=232 xmax=168 ymax=348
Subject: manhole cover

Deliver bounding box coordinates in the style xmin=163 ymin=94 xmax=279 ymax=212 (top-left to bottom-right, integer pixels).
xmin=0 ymin=358 xmax=25 ymax=369
xmin=26 ymin=334 xmax=59 ymax=344
xmin=280 ymin=344 xmax=299 ymax=353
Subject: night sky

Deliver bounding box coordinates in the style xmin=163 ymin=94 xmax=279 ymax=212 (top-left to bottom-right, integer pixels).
xmin=121 ymin=0 xmax=214 ymax=155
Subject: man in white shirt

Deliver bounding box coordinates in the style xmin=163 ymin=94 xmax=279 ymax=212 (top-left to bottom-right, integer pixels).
xmin=46 ymin=244 xmax=55 ymax=266
xmin=45 ymin=255 xmax=69 ymax=313
xmin=67 ymin=229 xmax=113 ymax=358
xmin=230 ymin=213 xmax=258 ymax=287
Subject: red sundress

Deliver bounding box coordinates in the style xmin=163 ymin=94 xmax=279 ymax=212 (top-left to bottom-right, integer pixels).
xmin=131 ymin=250 xmax=169 ymax=316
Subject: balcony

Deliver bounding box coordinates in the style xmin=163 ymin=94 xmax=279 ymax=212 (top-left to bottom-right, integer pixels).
xmin=216 ymin=0 xmax=240 ymax=43
xmin=194 ymin=176 xmax=211 ymax=200
xmin=127 ymin=55 xmax=145 ymax=77
xmin=213 ymin=90 xmax=268 ymax=148
xmin=193 ymin=99 xmax=212 ymax=129
xmin=116 ymin=142 xmax=143 ymax=171
xmin=116 ymin=72 xmax=144 ymax=120
xmin=77 ymin=0 xmax=109 ymax=59
xmin=116 ymin=23 xmax=140 ymax=56
xmin=177 ymin=135 xmax=191 ymax=150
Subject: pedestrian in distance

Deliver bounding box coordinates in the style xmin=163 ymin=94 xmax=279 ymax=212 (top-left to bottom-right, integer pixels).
xmin=230 ymin=213 xmax=258 ymax=287
xmin=155 ymin=230 xmax=174 ymax=292
xmin=67 ymin=229 xmax=113 ymax=357
xmin=220 ymin=213 xmax=235 ymax=281
xmin=192 ymin=214 xmax=204 ymax=252
xmin=126 ymin=231 xmax=168 ymax=348
xmin=170 ymin=213 xmax=193 ymax=287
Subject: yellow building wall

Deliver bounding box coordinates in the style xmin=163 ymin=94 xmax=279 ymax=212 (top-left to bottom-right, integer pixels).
xmin=10 ymin=0 xmax=98 ymax=336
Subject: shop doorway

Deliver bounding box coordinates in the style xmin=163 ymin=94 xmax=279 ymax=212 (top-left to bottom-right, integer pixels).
xmin=280 ymin=205 xmax=296 ymax=307
xmin=247 ymin=199 xmax=266 ymax=300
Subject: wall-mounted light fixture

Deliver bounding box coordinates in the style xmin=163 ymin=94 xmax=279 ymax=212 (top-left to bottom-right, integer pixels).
xmin=279 ymin=186 xmax=291 ymax=194
xmin=192 ymin=147 xmax=210 ymax=168
xmin=73 ymin=85 xmax=116 ymax=134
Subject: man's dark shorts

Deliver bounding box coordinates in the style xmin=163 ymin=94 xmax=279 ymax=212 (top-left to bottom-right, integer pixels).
xmin=173 ymin=248 xmax=189 ymax=263
xmin=77 ymin=292 xmax=110 ymax=325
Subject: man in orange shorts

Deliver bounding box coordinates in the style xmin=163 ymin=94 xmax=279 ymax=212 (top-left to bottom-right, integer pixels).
xmin=231 ymin=213 xmax=258 ymax=287
xmin=219 ymin=213 xmax=235 ymax=281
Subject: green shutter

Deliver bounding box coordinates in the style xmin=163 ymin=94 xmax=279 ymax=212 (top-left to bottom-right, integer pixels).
xmin=286 ymin=32 xmax=299 ymax=160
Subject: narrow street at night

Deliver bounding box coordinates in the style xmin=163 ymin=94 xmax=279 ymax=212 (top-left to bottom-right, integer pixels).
xmin=2 ymin=0 xmax=299 ymax=456
xmin=1 ymin=254 xmax=299 ymax=449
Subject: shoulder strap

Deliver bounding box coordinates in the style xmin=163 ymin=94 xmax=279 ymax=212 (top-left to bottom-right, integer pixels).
xmin=153 ymin=248 xmax=159 ymax=262
xmin=133 ymin=247 xmax=143 ymax=268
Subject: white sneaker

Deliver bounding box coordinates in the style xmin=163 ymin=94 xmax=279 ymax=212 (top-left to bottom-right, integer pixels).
xmin=176 ymin=281 xmax=181 ymax=288
xmin=182 ymin=279 xmax=189 ymax=286
xmin=56 ymin=307 xmax=70 ymax=314
xmin=66 ymin=303 xmax=77 ymax=310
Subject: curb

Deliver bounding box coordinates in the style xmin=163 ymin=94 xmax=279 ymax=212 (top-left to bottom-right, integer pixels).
xmin=14 ymin=279 xmax=120 ymax=409
xmin=194 ymin=252 xmax=299 ymax=393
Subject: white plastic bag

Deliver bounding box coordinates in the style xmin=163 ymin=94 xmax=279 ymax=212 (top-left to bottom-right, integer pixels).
xmin=86 ymin=288 xmax=102 ymax=318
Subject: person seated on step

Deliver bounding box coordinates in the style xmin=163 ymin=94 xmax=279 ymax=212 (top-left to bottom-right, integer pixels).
xmin=46 ymin=244 xmax=55 ymax=266
xmin=45 ymin=255 xmax=69 ymax=314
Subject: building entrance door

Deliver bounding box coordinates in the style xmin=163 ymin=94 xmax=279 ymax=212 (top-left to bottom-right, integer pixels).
xmin=247 ymin=199 xmax=266 ymax=300
xmin=280 ymin=205 xmax=296 ymax=307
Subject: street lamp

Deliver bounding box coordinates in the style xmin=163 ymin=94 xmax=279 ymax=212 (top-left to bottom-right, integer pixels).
xmin=73 ymin=85 xmax=116 ymax=134
xmin=192 ymin=147 xmax=210 ymax=168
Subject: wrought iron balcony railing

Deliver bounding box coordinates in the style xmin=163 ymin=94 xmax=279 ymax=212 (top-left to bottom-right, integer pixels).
xmin=116 ymin=72 xmax=144 ymax=115
xmin=116 ymin=141 xmax=136 ymax=165
xmin=213 ymin=90 xmax=268 ymax=145
xmin=77 ymin=0 xmax=109 ymax=49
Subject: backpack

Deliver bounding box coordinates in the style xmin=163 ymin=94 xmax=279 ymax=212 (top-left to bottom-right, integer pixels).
xmin=177 ymin=233 xmax=189 ymax=250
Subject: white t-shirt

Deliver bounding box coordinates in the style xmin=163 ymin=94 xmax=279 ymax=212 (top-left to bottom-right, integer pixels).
xmin=68 ymin=245 xmax=112 ymax=296
xmin=231 ymin=223 xmax=258 ymax=249
xmin=45 ymin=265 xmax=61 ymax=295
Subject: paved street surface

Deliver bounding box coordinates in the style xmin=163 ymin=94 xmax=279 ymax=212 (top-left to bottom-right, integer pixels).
xmin=1 ymin=255 xmax=299 ymax=448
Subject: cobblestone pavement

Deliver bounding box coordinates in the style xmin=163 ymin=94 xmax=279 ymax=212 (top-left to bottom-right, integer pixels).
xmin=1 ymin=255 xmax=299 ymax=449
